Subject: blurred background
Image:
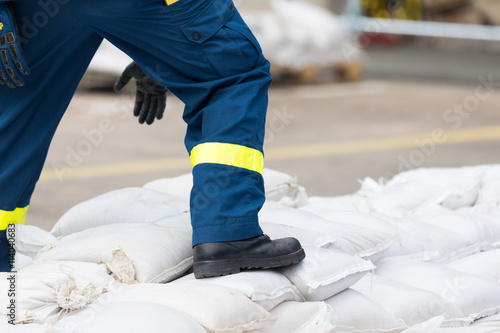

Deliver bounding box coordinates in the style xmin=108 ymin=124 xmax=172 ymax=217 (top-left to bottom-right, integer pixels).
xmin=32 ymin=0 xmax=500 ymax=230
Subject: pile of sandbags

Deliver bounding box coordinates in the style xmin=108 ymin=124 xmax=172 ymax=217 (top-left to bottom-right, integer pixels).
xmin=3 ymin=165 xmax=500 ymax=332
xmin=240 ymin=0 xmax=360 ymax=72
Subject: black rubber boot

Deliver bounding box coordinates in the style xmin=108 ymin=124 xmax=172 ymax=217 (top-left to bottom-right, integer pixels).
xmin=193 ymin=234 xmax=305 ymax=279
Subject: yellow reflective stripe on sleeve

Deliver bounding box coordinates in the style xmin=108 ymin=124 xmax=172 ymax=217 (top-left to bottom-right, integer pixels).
xmin=190 ymin=142 xmax=264 ymax=175
xmin=0 ymin=206 xmax=28 ymax=230
xmin=165 ymin=0 xmax=179 ymax=5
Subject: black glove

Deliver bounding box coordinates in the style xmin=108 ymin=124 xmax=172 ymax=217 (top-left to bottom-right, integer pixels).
xmin=0 ymin=2 xmax=30 ymax=88
xmin=114 ymin=62 xmax=168 ymax=125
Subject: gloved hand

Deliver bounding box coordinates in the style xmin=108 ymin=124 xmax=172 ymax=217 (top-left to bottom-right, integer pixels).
xmin=0 ymin=2 xmax=30 ymax=88
xmin=114 ymin=62 xmax=168 ymax=125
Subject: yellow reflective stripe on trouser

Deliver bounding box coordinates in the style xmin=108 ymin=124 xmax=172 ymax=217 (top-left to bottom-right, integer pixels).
xmin=165 ymin=0 xmax=179 ymax=5
xmin=190 ymin=143 xmax=264 ymax=175
xmin=0 ymin=206 xmax=28 ymax=230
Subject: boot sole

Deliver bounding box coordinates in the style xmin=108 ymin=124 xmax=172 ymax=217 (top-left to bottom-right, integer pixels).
xmin=193 ymin=248 xmax=305 ymax=279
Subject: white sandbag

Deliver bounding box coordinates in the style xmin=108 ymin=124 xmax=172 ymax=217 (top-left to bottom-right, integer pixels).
xmin=174 ymin=270 xmax=304 ymax=311
xmin=51 ymin=187 xmax=190 ymax=237
xmin=380 ymin=215 xmax=477 ymax=263
xmin=414 ymin=211 xmax=500 ymax=250
xmin=143 ymin=173 xmax=192 ymax=198
xmin=32 ymin=223 xmax=193 ymax=283
xmin=352 ymin=273 xmax=465 ymax=327
xmin=260 ymin=202 xmax=398 ymax=262
xmin=277 ymin=246 xmax=375 ymax=302
xmin=305 ymin=195 xmax=371 ymax=213
xmin=299 ymin=207 xmax=412 ymax=261
xmin=376 ymin=259 xmax=500 ymax=323
xmin=256 ymin=301 xmax=334 ymax=333
xmin=446 ymin=249 xmax=500 ymax=285
xmin=143 ymin=168 xmax=309 ymax=207
xmin=48 ymin=301 xmax=206 ymax=333
xmin=358 ymin=167 xmax=481 ymax=217
xmin=325 ymin=288 xmax=407 ymax=333
xmin=13 ymin=252 xmax=34 ymax=271
xmin=475 ymin=165 xmax=500 ymax=207
xmin=0 ymin=261 xmax=114 ymax=324
xmin=14 ymin=225 xmax=58 ymax=260
xmin=107 ymin=282 xmax=277 ymax=333
xmin=260 ymin=222 xmax=335 ymax=249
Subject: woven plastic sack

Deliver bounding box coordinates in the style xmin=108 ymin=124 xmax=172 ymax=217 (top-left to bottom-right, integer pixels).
xmin=446 ymin=249 xmax=500 ymax=285
xmin=325 ymin=288 xmax=407 ymax=332
xmin=175 ymin=270 xmax=304 ymax=311
xmin=352 ymin=273 xmax=465 ymax=327
xmin=255 ymin=301 xmax=334 ymax=333
xmin=278 ymin=246 xmax=375 ymax=301
xmin=376 ymin=258 xmax=500 ymax=323
xmin=0 ymin=261 xmax=113 ymax=324
xmin=107 ymin=282 xmax=277 ymax=333
xmin=51 ymin=187 xmax=190 ymax=237
xmin=48 ymin=301 xmax=206 ymax=333
xmin=261 ymin=203 xmax=398 ymax=262
xmin=26 ymin=223 xmax=193 ymax=284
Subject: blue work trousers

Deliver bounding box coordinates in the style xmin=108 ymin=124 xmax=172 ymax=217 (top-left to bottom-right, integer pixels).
xmin=0 ymin=0 xmax=271 ymax=246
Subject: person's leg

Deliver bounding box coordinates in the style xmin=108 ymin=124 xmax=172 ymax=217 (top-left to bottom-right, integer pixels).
xmin=71 ymin=0 xmax=304 ymax=277
xmin=72 ymin=0 xmax=269 ymax=244
xmin=0 ymin=0 xmax=102 ymax=271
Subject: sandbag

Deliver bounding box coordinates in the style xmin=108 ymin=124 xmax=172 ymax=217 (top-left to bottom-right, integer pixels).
xmin=175 ymin=270 xmax=304 ymax=311
xmin=305 ymin=195 xmax=370 ymax=213
xmin=376 ymin=258 xmax=500 ymax=323
xmin=325 ymin=288 xmax=407 ymax=333
xmin=475 ymin=165 xmax=500 ymax=208
xmin=352 ymin=273 xmax=465 ymax=327
xmin=261 ymin=202 xmax=398 ymax=262
xmin=414 ymin=210 xmax=500 ymax=251
xmin=278 ymin=246 xmax=375 ymax=302
xmin=299 ymin=207 xmax=417 ymax=261
xmin=51 ymin=187 xmax=190 ymax=237
xmin=256 ymin=301 xmax=334 ymax=333
xmin=48 ymin=301 xmax=206 ymax=333
xmin=446 ymin=249 xmax=500 ymax=286
xmin=28 ymin=223 xmax=193 ymax=284
xmin=357 ymin=167 xmax=482 ymax=217
xmin=0 ymin=261 xmax=113 ymax=325
xmin=379 ymin=215 xmax=477 ymax=263
xmin=106 ymin=282 xmax=277 ymax=333
xmin=13 ymin=253 xmax=34 ymax=272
